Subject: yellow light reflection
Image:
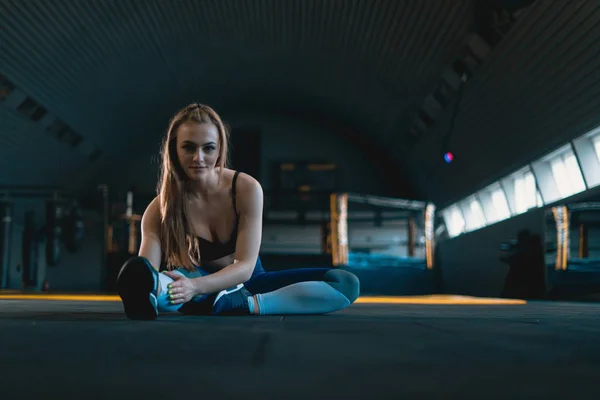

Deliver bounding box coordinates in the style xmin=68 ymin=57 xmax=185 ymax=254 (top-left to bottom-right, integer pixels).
xmin=0 ymin=294 xmax=122 ymax=301
xmin=0 ymin=294 xmax=526 ymax=305
xmin=356 ymin=295 xmax=526 ymax=305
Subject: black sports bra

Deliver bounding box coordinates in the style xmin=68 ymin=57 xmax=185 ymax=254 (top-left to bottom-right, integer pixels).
xmin=196 ymin=171 xmax=240 ymax=262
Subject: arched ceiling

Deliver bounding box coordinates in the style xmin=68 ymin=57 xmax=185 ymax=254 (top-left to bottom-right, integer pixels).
xmin=0 ymin=0 xmax=473 ymax=197
xmin=1 ymin=0 xmax=598 ymax=205
xmin=411 ymin=0 xmax=600 ymax=207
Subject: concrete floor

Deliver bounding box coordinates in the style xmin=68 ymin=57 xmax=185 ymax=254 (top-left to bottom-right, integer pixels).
xmin=1 ymin=298 xmax=599 ymax=399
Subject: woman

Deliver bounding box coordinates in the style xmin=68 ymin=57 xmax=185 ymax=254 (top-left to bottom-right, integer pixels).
xmin=116 ymin=103 xmax=360 ymax=320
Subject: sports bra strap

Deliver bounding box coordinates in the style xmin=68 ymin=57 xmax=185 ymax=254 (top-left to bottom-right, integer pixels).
xmin=232 ymin=171 xmax=240 ymax=216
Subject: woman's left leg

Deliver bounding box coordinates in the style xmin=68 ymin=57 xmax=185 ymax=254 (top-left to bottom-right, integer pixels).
xmin=245 ymin=268 xmax=360 ymax=315
xmin=212 ymin=258 xmax=360 ymax=315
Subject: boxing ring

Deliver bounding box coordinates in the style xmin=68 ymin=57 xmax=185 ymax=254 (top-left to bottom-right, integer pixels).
xmin=546 ymin=202 xmax=600 ymax=298
xmin=329 ymin=193 xmax=435 ymax=268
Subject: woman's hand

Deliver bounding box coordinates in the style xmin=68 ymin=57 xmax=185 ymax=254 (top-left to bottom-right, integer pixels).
xmin=162 ymin=271 xmax=199 ymax=305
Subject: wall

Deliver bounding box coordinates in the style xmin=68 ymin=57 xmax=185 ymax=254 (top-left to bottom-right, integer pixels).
xmin=437 ymin=185 xmax=600 ymax=297
xmin=242 ymin=113 xmax=389 ymax=194
xmin=437 ymin=207 xmax=545 ymax=297
xmin=110 ymin=113 xmax=393 ymax=197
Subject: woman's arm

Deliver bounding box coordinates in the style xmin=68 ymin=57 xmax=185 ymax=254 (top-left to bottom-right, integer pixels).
xmin=138 ymin=197 xmax=163 ymax=271
xmin=192 ymin=174 xmax=264 ymax=294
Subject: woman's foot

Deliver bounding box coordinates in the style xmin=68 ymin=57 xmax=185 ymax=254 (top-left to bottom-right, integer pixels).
xmin=212 ymin=284 xmax=255 ymax=315
xmin=116 ymin=257 xmax=159 ymax=320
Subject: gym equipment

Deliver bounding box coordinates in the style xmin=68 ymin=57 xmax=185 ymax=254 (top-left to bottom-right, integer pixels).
xmin=106 ymin=190 xmax=142 ymax=255
xmin=0 ymin=200 xmax=13 ymax=289
xmin=551 ymin=205 xmax=569 ymax=271
xmin=543 ymin=202 xmax=600 ymax=300
xmin=21 ymin=211 xmax=38 ymax=287
xmin=105 ymin=190 xmax=143 ymax=291
xmin=45 ymin=199 xmax=63 ymax=266
xmin=329 ymin=193 xmax=435 ymax=268
xmin=546 ymin=202 xmax=600 ymax=270
xmin=42 ymin=198 xmax=87 ymax=266
xmin=0 ymin=186 xmax=96 ymax=291
xmin=63 ymin=201 xmax=84 ymax=253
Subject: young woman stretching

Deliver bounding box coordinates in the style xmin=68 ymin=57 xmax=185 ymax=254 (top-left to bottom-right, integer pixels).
xmin=116 ymin=103 xmax=360 ymax=320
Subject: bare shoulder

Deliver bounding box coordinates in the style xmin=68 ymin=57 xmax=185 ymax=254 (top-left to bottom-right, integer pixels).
xmin=235 ymin=172 xmax=263 ymax=210
xmin=145 ymin=196 xmax=161 ymax=215
xmin=236 ymin=172 xmax=262 ymax=195
xmin=142 ymin=196 xmax=161 ymax=229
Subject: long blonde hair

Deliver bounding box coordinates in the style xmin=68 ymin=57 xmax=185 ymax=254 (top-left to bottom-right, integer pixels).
xmin=157 ymin=103 xmax=230 ymax=271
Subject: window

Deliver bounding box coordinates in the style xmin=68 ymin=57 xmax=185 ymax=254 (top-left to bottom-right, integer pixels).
xmin=443 ymin=205 xmax=465 ymax=238
xmin=514 ymin=170 xmax=541 ymax=213
xmin=550 ymin=152 xmax=586 ymax=198
xmin=477 ymin=182 xmax=512 ymax=225
xmin=491 ymin=188 xmax=511 ymax=221
xmin=572 ymin=126 xmax=600 ymax=188
xmin=594 ymin=135 xmax=600 ymax=164
xmin=440 ymin=130 xmax=600 ymax=240
xmin=460 ymin=197 xmax=486 ymax=231
xmin=537 ymin=191 xmax=543 ymax=207
xmin=502 ymin=166 xmax=545 ymax=215
xmin=469 ymin=199 xmax=486 ymax=229
xmin=532 ymin=144 xmax=587 ymax=203
xmin=515 ymin=171 xmax=535 ymax=213
xmin=475 ymin=183 xmax=513 ymax=225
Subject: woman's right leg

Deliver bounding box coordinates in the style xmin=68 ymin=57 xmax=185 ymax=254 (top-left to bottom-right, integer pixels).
xmin=156 ymin=267 xmax=212 ymax=312
xmin=156 ymin=271 xmax=184 ymax=313
xmin=117 ymin=256 xmax=211 ymax=319
xmin=117 ymin=256 xmax=160 ymax=320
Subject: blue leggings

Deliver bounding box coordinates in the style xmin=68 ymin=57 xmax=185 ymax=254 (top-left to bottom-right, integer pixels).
xmin=157 ymin=257 xmax=360 ymax=315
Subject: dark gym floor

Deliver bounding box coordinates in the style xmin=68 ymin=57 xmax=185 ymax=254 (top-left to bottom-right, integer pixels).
xmin=1 ymin=296 xmax=599 ymax=399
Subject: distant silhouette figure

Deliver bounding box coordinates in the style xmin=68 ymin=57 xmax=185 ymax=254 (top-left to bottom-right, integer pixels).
xmin=501 ymin=229 xmax=546 ymax=299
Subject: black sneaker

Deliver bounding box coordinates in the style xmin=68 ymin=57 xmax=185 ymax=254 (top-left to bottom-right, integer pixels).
xmin=116 ymin=257 xmax=159 ymax=320
xmin=212 ymin=284 xmax=252 ymax=315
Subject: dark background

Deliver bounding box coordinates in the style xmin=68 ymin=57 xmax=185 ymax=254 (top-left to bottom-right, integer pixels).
xmin=1 ymin=0 xmax=599 ymax=297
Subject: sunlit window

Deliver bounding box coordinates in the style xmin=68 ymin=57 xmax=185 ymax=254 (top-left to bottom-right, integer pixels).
xmin=460 ymin=196 xmax=487 ymax=232
xmin=491 ymin=188 xmax=511 ymax=221
xmin=594 ymin=134 xmax=600 ymax=164
xmin=469 ymin=199 xmax=486 ymax=230
xmin=514 ymin=170 xmax=539 ymax=214
xmin=550 ymin=152 xmax=586 ymax=199
xmin=440 ymin=132 xmax=599 ymax=239
xmin=443 ymin=206 xmax=465 ymax=238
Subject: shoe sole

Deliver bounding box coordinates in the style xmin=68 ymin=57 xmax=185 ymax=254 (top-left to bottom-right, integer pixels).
xmin=117 ymin=261 xmax=158 ymax=320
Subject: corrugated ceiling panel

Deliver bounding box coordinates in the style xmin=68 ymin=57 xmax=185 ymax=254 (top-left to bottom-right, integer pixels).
xmin=0 ymin=108 xmax=92 ymax=186
xmin=409 ymin=1 xmax=600 ymax=205
xmin=2 ymin=0 xmax=473 ymax=192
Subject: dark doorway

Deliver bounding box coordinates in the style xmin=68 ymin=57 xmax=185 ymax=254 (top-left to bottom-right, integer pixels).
xmin=230 ymin=126 xmax=262 ymax=181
